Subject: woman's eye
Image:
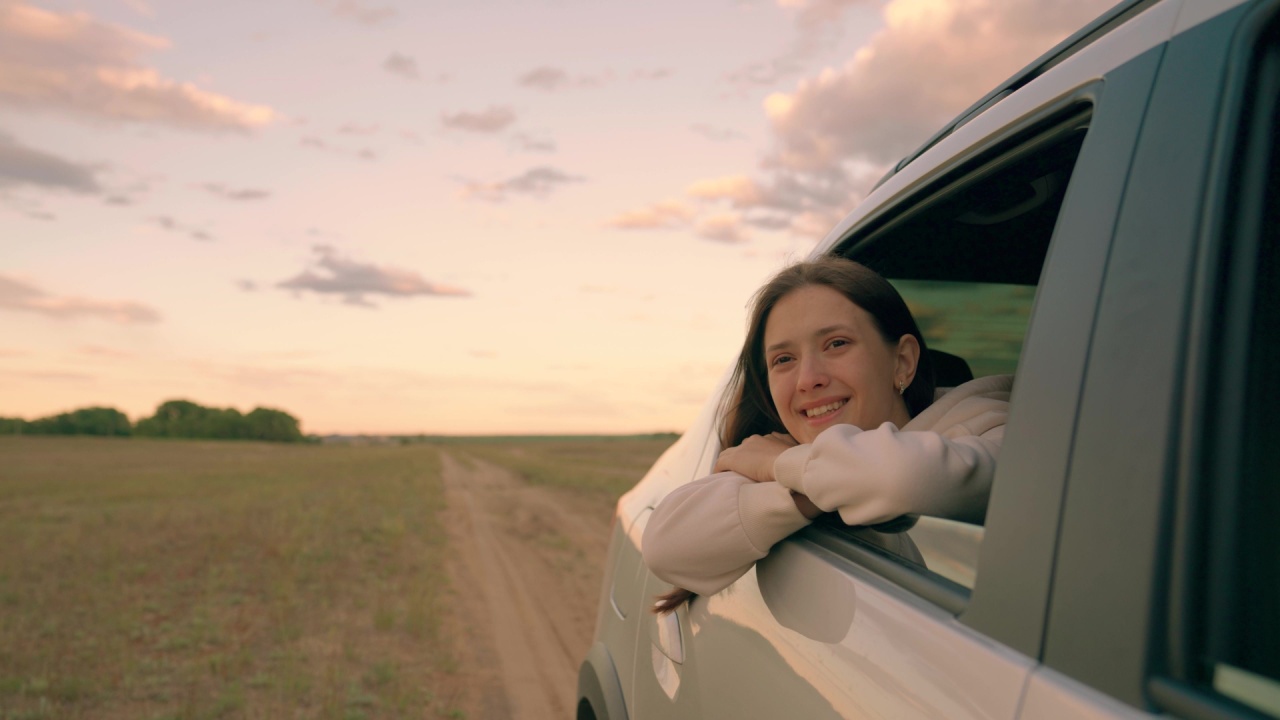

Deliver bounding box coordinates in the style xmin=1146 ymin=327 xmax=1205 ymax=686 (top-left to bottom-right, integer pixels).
xmin=770 ymin=355 xmax=794 ymax=368
xmin=827 ymin=338 xmax=850 ymax=350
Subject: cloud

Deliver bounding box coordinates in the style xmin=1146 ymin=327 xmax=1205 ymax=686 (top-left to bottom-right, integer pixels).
xmin=0 ymin=131 xmax=100 ymax=193
xmin=236 ymin=279 xmax=257 ymax=292
xmin=316 ymin=0 xmax=397 ymax=25
xmin=440 ymin=106 xmax=516 ymax=133
xmin=606 ymin=200 xmax=695 ymax=230
xmin=633 ymin=68 xmax=672 ymax=81
xmin=516 ymin=66 xmax=608 ymax=91
xmin=723 ymin=0 xmax=870 ymax=92
xmin=382 ymin=51 xmax=418 ymax=80
xmin=674 ymin=0 xmax=1116 ymax=238
xmin=690 ymin=123 xmax=745 ymax=142
xmin=695 ymin=213 xmax=750 ymax=244
xmin=0 ymin=274 xmax=161 ymax=323
xmin=764 ymin=0 xmax=1116 ymax=171
xmin=200 ymin=182 xmax=270 ymax=201
xmin=300 ymin=135 xmax=377 ymax=161
xmin=460 ymin=166 xmax=585 ymax=202
xmin=338 ymin=122 xmax=378 ymax=136
xmin=781 ymin=0 xmax=877 ymax=27
xmin=724 ymin=57 xmax=805 ymax=89
xmin=518 ymin=66 xmax=566 ymax=90
xmin=277 ymin=245 xmax=471 ymax=307
xmin=77 ymin=344 xmax=134 ymax=359
xmin=0 ymin=2 xmax=275 ymax=131
xmin=511 ymin=133 xmax=555 ymax=153
xmin=151 ymin=215 xmax=212 ymax=241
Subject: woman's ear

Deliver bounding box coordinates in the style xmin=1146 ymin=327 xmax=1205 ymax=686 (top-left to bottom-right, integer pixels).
xmin=894 ymin=334 xmax=920 ymax=389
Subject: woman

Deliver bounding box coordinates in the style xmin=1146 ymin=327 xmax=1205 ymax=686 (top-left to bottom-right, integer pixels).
xmin=643 ymin=257 xmax=1012 ymax=613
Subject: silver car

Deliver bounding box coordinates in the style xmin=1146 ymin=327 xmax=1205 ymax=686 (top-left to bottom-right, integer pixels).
xmin=579 ymin=0 xmax=1280 ymax=718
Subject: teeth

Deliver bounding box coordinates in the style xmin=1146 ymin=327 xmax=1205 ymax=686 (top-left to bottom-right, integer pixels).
xmin=804 ymin=400 xmax=846 ymax=418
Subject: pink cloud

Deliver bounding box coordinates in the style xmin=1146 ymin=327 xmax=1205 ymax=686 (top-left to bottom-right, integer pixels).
xmin=0 ymin=2 xmax=275 ymax=131
xmin=606 ymin=200 xmax=695 ymax=230
xmin=699 ymin=0 xmax=1118 ymax=238
xmin=0 ymin=274 xmax=161 ymax=324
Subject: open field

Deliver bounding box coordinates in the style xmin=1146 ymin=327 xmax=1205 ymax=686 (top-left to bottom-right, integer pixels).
xmin=0 ymin=435 xmax=673 ymax=720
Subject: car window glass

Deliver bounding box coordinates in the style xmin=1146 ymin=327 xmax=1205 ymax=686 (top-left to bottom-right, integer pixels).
xmin=830 ymin=107 xmax=1091 ymax=595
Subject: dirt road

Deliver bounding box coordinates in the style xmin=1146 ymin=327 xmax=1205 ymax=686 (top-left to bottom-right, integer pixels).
xmin=440 ymin=452 xmax=616 ymax=720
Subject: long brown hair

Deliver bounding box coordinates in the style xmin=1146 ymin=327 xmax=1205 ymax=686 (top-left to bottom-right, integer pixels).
xmin=719 ymin=256 xmax=935 ymax=448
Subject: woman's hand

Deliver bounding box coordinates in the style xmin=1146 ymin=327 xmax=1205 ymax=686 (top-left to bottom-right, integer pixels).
xmin=714 ymin=432 xmax=798 ymax=482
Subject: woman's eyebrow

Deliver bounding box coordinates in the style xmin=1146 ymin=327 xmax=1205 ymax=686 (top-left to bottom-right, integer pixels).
xmin=813 ymin=324 xmax=852 ymax=337
xmin=765 ymin=325 xmax=854 ymax=352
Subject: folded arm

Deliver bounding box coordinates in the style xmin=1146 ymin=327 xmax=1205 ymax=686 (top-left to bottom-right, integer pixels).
xmin=642 ymin=472 xmax=812 ymax=597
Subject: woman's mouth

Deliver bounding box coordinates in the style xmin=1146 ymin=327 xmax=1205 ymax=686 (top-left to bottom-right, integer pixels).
xmin=803 ymin=399 xmax=847 ymax=419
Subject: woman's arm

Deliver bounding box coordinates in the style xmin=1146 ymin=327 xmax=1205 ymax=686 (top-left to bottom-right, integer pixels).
xmin=773 ymin=377 xmax=1012 ymax=526
xmin=774 ymin=424 xmax=1001 ymax=525
xmin=642 ymin=472 xmax=813 ymax=597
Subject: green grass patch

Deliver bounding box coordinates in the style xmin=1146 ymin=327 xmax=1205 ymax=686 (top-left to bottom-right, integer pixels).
xmin=454 ymin=436 xmax=677 ymax=499
xmin=0 ymin=436 xmax=449 ymax=720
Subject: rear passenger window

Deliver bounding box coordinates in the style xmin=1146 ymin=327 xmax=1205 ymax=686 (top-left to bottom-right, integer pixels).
xmin=831 ymin=105 xmax=1091 ymax=593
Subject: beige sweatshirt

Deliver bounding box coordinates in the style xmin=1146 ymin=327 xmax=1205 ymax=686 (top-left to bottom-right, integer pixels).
xmin=642 ymin=374 xmax=1013 ymax=597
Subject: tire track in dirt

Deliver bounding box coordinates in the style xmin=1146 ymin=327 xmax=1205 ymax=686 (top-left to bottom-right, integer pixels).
xmin=440 ymin=452 xmax=613 ymax=720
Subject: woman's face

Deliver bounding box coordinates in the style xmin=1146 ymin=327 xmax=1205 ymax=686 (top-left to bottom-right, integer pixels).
xmin=763 ymin=284 xmax=915 ymax=444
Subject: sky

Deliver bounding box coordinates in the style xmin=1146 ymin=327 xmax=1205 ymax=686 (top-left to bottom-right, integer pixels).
xmin=0 ymin=0 xmax=1116 ymax=435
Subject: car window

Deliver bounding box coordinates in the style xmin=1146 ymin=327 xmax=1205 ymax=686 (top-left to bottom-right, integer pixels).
xmin=825 ymin=103 xmax=1093 ymax=596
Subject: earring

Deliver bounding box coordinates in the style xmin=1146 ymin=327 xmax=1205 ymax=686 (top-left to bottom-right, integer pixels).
xmin=896 ymin=380 xmax=905 ymax=395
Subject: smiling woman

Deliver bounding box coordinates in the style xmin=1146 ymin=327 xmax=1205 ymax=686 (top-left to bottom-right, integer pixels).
xmin=641 ymin=256 xmax=1011 ymax=612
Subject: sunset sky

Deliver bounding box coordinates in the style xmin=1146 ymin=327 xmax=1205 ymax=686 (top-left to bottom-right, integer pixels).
xmin=1 ymin=0 xmax=1115 ymax=435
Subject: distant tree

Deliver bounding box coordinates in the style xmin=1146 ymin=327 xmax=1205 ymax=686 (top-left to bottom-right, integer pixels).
xmin=135 ymin=400 xmax=206 ymax=438
xmin=0 ymin=417 xmax=27 ymax=435
xmin=24 ymin=407 xmax=131 ymax=436
xmin=136 ymin=400 xmax=303 ymax=442
xmin=244 ymin=407 xmax=303 ymax=442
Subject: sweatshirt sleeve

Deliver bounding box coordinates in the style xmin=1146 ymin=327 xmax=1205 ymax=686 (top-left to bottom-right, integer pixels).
xmin=642 ymin=472 xmax=812 ymax=597
xmin=773 ymin=423 xmax=1001 ymax=526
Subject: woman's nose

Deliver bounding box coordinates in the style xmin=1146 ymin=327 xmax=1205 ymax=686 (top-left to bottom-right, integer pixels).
xmin=797 ymin=355 xmax=828 ymax=391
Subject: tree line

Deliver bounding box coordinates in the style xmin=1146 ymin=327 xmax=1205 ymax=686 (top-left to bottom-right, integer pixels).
xmin=0 ymin=400 xmax=304 ymax=442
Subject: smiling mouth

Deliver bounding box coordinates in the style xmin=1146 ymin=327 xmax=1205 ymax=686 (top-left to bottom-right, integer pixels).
xmin=803 ymin=400 xmax=847 ymax=418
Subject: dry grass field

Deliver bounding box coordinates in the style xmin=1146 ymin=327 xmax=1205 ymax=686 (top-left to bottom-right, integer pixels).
xmin=0 ymin=434 xmax=673 ymax=720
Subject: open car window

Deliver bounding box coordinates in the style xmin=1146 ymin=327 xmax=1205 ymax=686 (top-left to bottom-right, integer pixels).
xmin=820 ymin=103 xmax=1092 ymax=595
